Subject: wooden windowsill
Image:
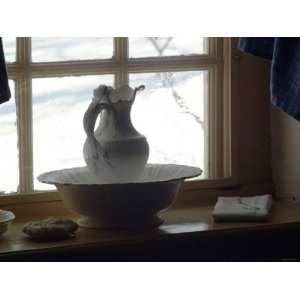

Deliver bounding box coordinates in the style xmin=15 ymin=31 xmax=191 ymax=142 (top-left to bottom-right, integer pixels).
xmin=1 ymin=200 xmax=300 ymax=260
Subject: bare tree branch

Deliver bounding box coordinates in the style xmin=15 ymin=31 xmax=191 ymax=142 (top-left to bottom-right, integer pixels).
xmin=158 ymin=72 xmax=204 ymax=130
xmin=147 ymin=37 xmax=173 ymax=55
xmin=147 ymin=37 xmax=204 ymax=130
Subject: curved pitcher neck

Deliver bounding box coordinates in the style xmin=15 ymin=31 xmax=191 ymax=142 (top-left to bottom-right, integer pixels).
xmin=99 ymin=101 xmax=138 ymax=137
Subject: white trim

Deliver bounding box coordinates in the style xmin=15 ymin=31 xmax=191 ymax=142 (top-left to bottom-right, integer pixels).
xmin=116 ymin=37 xmax=129 ymax=86
xmin=15 ymin=38 xmax=33 ymax=192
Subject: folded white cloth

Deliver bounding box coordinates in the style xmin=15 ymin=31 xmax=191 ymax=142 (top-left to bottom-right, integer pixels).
xmin=212 ymin=194 xmax=273 ymax=222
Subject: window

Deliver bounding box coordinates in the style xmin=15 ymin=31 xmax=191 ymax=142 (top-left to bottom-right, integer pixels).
xmin=2 ymin=37 xmax=230 ymax=195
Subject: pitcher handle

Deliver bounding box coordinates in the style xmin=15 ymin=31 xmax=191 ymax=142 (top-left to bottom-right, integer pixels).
xmin=83 ymin=100 xmax=109 ymax=160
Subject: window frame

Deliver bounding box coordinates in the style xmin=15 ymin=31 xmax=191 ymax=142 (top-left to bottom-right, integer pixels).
xmin=3 ymin=37 xmax=234 ymax=204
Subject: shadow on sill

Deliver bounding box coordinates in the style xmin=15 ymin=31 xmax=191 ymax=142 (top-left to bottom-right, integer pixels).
xmin=2 ymin=226 xmax=300 ymax=262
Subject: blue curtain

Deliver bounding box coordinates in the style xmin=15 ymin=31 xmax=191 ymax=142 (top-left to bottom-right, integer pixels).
xmin=0 ymin=37 xmax=11 ymax=104
xmin=239 ymin=37 xmax=300 ymax=121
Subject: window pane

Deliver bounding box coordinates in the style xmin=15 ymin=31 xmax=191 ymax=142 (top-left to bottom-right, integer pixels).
xmin=2 ymin=37 xmax=16 ymax=62
xmin=33 ymin=75 xmax=114 ymax=190
xmin=129 ymin=37 xmax=207 ymax=58
xmin=32 ymin=38 xmax=114 ymax=62
xmin=130 ymin=71 xmax=207 ymax=177
xmin=0 ymin=81 xmax=19 ymax=194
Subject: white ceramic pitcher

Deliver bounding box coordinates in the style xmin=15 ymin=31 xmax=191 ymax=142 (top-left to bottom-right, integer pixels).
xmin=83 ymin=84 xmax=149 ymax=183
